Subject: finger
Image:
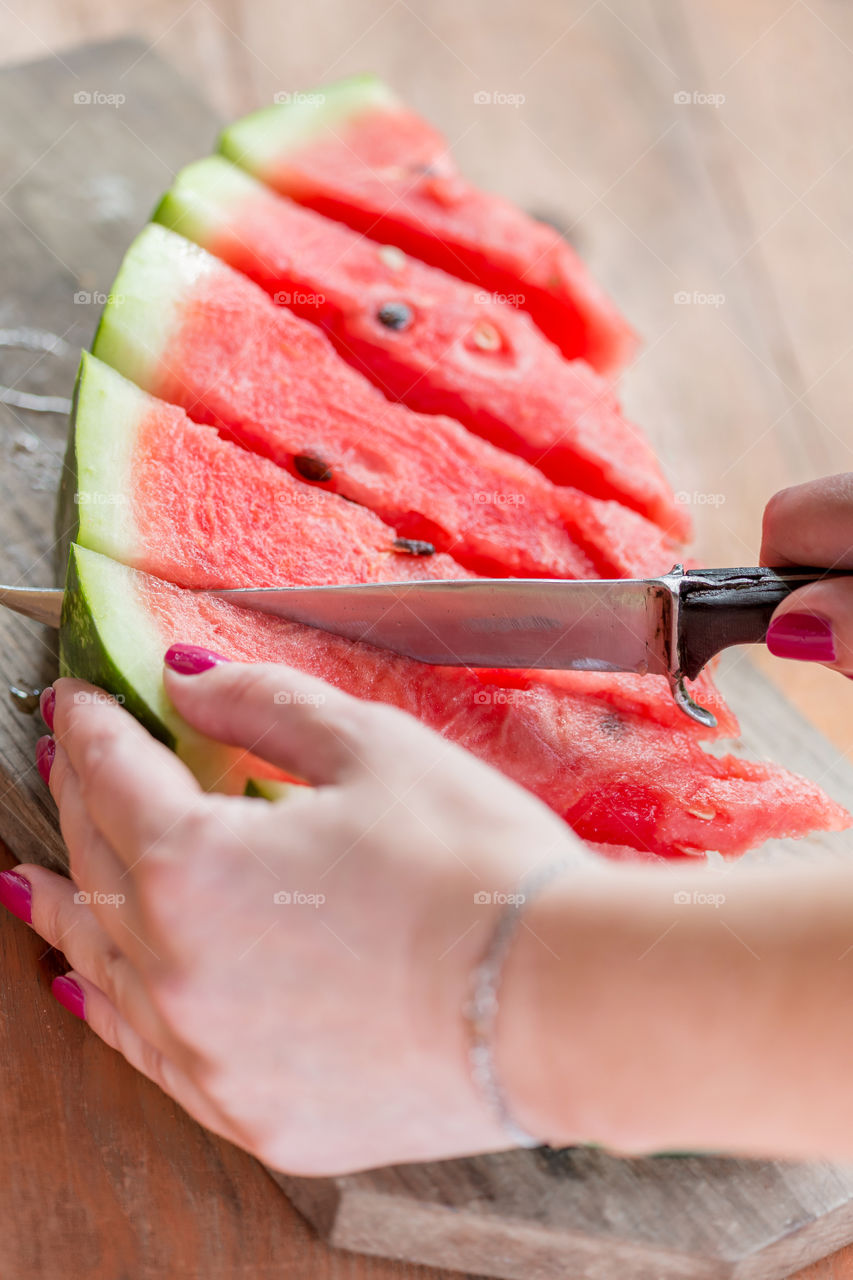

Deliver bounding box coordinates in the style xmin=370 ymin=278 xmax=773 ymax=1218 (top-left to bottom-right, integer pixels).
xmin=48 ymin=742 xmax=142 ymax=928
xmin=13 ymin=864 xmax=177 ymax=1053
xmin=163 ymin=655 xmax=384 ymax=785
xmin=54 ymin=970 xmax=240 ymax=1145
xmin=766 ymin=579 xmax=853 ymax=674
xmin=52 ymin=678 xmax=207 ymax=866
xmin=760 ymin=474 xmax=853 ymax=568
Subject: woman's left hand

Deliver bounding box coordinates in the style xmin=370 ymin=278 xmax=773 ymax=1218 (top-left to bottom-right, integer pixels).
xmin=0 ymin=655 xmax=590 ymax=1174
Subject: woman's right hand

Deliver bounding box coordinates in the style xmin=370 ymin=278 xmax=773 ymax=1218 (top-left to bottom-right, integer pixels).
xmin=761 ymin=472 xmax=853 ymax=674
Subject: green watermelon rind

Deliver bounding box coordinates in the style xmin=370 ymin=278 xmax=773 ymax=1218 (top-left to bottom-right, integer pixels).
xmin=91 ymin=224 xmax=215 ymax=391
xmin=59 ymin=544 xmax=178 ymax=750
xmin=218 ymin=73 xmax=399 ymax=178
xmin=59 ymin=545 xmax=280 ymax=796
xmin=153 ymin=155 xmax=259 ymax=246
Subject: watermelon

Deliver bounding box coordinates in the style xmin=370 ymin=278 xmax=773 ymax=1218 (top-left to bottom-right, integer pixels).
xmin=62 ymin=350 xmax=731 ymax=742
xmin=218 ymin=75 xmax=638 ymax=377
xmin=50 ymin=84 xmax=850 ymax=859
xmin=60 ymin=352 xmax=471 ymax=591
xmin=60 ymin=543 xmax=850 ymax=856
xmin=91 ymin=224 xmax=677 ymax=583
xmin=154 ymin=157 xmax=687 ymax=539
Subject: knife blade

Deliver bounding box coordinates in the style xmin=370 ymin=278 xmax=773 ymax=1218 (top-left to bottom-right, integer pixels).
xmin=2 ymin=565 xmax=846 ymax=729
xmin=206 ymin=564 xmax=851 ymax=727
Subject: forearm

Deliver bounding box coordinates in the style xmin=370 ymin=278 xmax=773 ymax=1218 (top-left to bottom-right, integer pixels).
xmin=497 ymin=859 xmax=853 ymax=1158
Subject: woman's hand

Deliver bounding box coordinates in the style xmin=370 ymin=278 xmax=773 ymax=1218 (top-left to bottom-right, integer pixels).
xmin=761 ymin=472 xmax=853 ymax=673
xmin=2 ymin=653 xmax=589 ymax=1174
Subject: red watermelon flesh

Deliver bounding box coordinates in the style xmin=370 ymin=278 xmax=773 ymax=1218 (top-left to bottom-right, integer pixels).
xmin=71 ymin=351 xmax=731 ymax=742
xmin=155 ymin=159 xmax=686 ymax=540
xmin=93 ymin=226 xmax=678 ymax=585
xmin=218 ymin=77 xmax=638 ymax=377
xmin=64 ymin=545 xmax=852 ymax=859
xmin=68 ymin=353 xmax=471 ymax=591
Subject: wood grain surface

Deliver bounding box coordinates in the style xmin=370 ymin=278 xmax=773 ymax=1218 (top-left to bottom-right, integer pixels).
xmin=1 ymin=4 xmax=853 ymax=1278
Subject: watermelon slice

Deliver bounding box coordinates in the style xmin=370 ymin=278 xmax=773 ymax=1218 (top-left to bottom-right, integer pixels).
xmin=59 ymin=544 xmax=850 ymax=857
xmin=62 ymin=351 xmax=733 ymax=741
xmin=60 ymin=352 xmax=471 ymax=591
xmin=91 ymin=224 xmax=676 ymax=582
xmin=154 ymin=157 xmax=687 ymax=539
xmin=218 ymin=75 xmax=637 ymax=377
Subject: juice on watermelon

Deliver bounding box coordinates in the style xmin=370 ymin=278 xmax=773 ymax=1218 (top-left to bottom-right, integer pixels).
xmin=218 ymin=75 xmax=638 ymax=377
xmin=155 ymin=157 xmax=687 ymax=540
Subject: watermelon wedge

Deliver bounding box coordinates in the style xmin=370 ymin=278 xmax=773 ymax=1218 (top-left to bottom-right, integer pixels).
xmin=61 ymin=351 xmax=733 ymax=741
xmin=60 ymin=352 xmax=471 ymax=591
xmin=59 ymin=544 xmax=850 ymax=857
xmin=218 ymin=75 xmax=638 ymax=377
xmin=91 ymin=224 xmax=676 ymax=582
xmin=154 ymin=157 xmax=687 ymax=539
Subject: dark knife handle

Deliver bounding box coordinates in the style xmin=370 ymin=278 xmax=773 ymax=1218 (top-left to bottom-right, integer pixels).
xmin=676 ymin=565 xmax=853 ymax=680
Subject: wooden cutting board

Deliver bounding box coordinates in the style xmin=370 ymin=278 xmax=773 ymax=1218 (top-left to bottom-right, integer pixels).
xmin=2 ymin=36 xmax=853 ymax=1280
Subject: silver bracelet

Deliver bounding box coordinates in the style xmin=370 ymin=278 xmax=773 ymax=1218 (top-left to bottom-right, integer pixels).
xmin=466 ymin=855 xmax=576 ymax=1148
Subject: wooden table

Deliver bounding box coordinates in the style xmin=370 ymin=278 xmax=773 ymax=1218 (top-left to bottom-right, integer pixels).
xmin=1 ymin=2 xmax=853 ymax=1276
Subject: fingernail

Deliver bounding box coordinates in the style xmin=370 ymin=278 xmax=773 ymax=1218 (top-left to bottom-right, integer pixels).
xmin=164 ymin=643 xmax=231 ymax=675
xmin=766 ymin=613 xmax=836 ymax=663
xmin=39 ymin=685 xmax=55 ymax=732
xmin=0 ymin=869 xmax=32 ymax=924
xmin=35 ymin=735 xmax=55 ymax=785
xmin=52 ymin=975 xmax=86 ymax=1021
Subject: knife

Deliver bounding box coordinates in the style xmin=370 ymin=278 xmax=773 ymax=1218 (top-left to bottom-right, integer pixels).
xmin=1 ymin=564 xmax=846 ymax=728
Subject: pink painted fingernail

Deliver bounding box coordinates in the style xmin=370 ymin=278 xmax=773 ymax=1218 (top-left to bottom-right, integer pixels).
xmin=164 ymin=644 xmax=231 ymax=675
xmin=52 ymin=975 xmax=86 ymax=1021
xmin=35 ymin=735 xmax=55 ymax=785
xmin=0 ymin=869 xmax=32 ymax=925
xmin=766 ymin=613 xmax=836 ymax=663
xmin=39 ymin=686 xmax=55 ymax=732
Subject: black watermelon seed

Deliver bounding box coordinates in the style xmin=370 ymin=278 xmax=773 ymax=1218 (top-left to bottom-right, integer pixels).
xmin=377 ymin=301 xmax=413 ymax=331
xmin=393 ymin=537 xmax=435 ymax=556
xmin=293 ymin=453 xmax=333 ymax=483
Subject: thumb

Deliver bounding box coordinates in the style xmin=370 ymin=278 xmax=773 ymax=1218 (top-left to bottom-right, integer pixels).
xmin=162 ymin=646 xmax=376 ymax=784
xmin=766 ymin=580 xmax=853 ymax=676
